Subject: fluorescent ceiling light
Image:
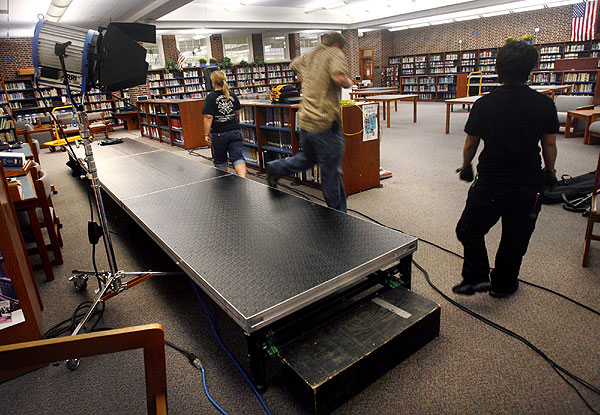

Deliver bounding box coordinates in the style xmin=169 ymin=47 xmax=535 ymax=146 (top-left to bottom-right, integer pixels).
xmin=430 ymin=19 xmax=454 ymax=25
xmin=454 ymin=15 xmax=480 ymax=21
xmin=547 ymin=0 xmax=580 ymax=6
xmin=45 ymin=0 xmax=73 ymax=22
xmin=388 ymin=26 xmax=408 ymax=32
xmin=408 ymin=22 xmax=430 ymax=28
xmin=385 ymin=0 xmax=577 ymax=28
xmin=514 ymin=5 xmax=545 ymax=11
xmin=481 ymin=10 xmax=511 ymax=17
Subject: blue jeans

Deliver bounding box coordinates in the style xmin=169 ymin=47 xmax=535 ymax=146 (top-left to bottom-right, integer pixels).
xmin=211 ymin=129 xmax=246 ymax=169
xmin=267 ymin=124 xmax=346 ymax=212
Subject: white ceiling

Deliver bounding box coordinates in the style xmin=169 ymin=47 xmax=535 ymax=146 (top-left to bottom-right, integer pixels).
xmin=0 ymin=0 xmax=578 ymax=37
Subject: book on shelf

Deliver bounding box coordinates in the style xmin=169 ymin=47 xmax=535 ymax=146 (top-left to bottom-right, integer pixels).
xmin=0 ymin=118 xmax=14 ymax=130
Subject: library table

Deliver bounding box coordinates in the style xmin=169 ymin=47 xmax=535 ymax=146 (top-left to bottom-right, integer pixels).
xmin=444 ymin=95 xmax=485 ymax=134
xmin=348 ymin=87 xmax=398 ymax=100
xmin=530 ymin=84 xmax=572 ymax=100
xmin=112 ymin=111 xmax=140 ymax=131
xmin=76 ymin=138 xmax=422 ymax=390
xmin=564 ymin=109 xmax=600 ymax=144
xmin=367 ymin=94 xmax=418 ymax=127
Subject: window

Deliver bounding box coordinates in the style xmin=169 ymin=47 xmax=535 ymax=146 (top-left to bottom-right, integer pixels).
xmin=263 ymin=34 xmax=289 ymax=62
xmin=223 ymin=35 xmax=252 ymax=64
xmin=299 ymin=33 xmax=320 ymax=55
xmin=176 ymin=35 xmax=212 ymax=67
xmin=143 ymin=39 xmax=164 ymax=70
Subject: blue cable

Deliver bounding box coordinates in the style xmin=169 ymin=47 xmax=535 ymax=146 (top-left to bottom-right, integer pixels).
xmin=200 ymin=364 xmax=228 ymax=415
xmin=190 ymin=279 xmax=273 ymax=415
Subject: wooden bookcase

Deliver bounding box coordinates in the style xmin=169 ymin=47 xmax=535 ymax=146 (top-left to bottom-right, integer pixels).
xmin=137 ymin=99 xmax=208 ymax=149
xmin=388 ymin=39 xmax=600 ymax=101
xmin=239 ymin=101 xmax=380 ymax=196
xmin=148 ymin=63 xmax=299 ymax=100
xmin=0 ymin=74 xmax=121 ymax=127
xmin=0 ymin=165 xmax=43 ymax=382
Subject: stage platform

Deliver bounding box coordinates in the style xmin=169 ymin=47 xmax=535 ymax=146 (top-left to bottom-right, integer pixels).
xmin=74 ymin=139 xmax=439 ymax=412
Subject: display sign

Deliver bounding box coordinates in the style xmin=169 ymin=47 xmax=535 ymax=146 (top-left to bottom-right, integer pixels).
xmin=0 ymin=249 xmax=25 ymax=331
xmin=363 ymin=103 xmax=379 ymax=141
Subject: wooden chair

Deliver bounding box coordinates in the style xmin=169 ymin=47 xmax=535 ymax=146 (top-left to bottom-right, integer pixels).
xmin=0 ymin=324 xmax=168 ymax=415
xmin=582 ymin=150 xmax=600 ymax=266
xmin=87 ymin=112 xmax=111 ymax=139
xmin=15 ymin=165 xmax=63 ymax=281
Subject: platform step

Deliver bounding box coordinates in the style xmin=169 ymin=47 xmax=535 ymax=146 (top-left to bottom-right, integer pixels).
xmin=279 ymin=287 xmax=440 ymax=414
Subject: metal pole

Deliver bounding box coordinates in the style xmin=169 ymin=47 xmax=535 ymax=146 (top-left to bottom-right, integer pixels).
xmin=76 ymin=109 xmax=119 ymax=275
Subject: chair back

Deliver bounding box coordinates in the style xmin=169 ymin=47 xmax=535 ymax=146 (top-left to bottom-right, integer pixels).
xmin=555 ymin=95 xmax=594 ymax=112
xmin=0 ymin=324 xmax=168 ymax=415
xmin=29 ymin=130 xmax=54 ymax=146
xmin=35 ymin=169 xmax=52 ymax=201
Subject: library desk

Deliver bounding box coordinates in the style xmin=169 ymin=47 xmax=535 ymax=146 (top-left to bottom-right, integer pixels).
xmin=444 ymin=95 xmax=484 ymax=134
xmin=530 ymin=84 xmax=572 ymax=100
xmin=367 ymin=94 xmax=418 ymax=128
xmin=74 ymin=138 xmax=423 ymax=392
xmin=348 ymin=87 xmax=398 ymax=100
xmin=112 ymin=111 xmax=140 ymax=131
xmin=565 ymin=109 xmax=600 ymax=144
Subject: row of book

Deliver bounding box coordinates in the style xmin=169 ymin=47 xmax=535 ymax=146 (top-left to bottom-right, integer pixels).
xmin=0 ymin=118 xmax=14 ymax=130
xmin=264 ymin=130 xmax=292 ymax=151
xmin=240 ymin=126 xmax=257 ymax=144
xmin=564 ymin=72 xmax=596 ymax=82
xmin=87 ymin=102 xmax=113 ymax=111
xmin=264 ymin=107 xmax=291 ymax=128
xmin=0 ymin=131 xmax=15 ymax=143
xmin=5 ymin=82 xmax=27 ymax=90
xmin=239 ymin=107 xmax=255 ymax=124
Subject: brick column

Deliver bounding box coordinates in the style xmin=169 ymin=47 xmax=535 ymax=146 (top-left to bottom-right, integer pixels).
xmin=161 ymin=35 xmax=178 ymax=62
xmin=251 ymin=34 xmax=264 ymax=61
xmin=210 ymin=34 xmax=224 ymax=62
xmin=342 ymin=29 xmax=359 ymax=80
xmin=0 ymin=38 xmax=33 ymax=78
xmin=289 ymin=33 xmax=300 ymax=60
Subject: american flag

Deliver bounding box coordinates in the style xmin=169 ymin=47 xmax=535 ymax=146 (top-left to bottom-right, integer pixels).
xmin=176 ymin=48 xmax=185 ymax=71
xmin=571 ymin=1 xmax=599 ymax=42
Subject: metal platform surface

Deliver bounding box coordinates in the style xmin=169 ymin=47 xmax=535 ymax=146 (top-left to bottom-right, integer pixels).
xmin=80 ymin=139 xmax=418 ymax=333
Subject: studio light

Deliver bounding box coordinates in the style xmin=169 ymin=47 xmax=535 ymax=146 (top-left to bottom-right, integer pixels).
xmin=33 ymin=19 xmax=156 ymax=96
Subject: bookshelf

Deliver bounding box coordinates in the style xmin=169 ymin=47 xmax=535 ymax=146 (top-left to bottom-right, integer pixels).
xmin=0 ymin=89 xmax=16 ymax=144
xmin=239 ymin=101 xmax=379 ymax=195
xmin=388 ymin=39 xmax=600 ymax=101
xmin=148 ymin=63 xmax=299 ymax=100
xmin=0 ymin=74 xmax=122 ymax=128
xmin=137 ymin=99 xmax=208 ymax=149
xmin=530 ymin=69 xmax=599 ymax=103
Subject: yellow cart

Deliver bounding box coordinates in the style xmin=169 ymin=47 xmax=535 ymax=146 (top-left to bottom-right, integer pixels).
xmin=46 ymin=106 xmax=84 ymax=152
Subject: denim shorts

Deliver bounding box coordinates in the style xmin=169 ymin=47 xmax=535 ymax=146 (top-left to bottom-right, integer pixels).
xmin=210 ymin=128 xmax=246 ymax=168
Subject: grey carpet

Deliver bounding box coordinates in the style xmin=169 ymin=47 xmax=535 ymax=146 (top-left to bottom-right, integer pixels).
xmin=1 ymin=101 xmax=599 ymax=415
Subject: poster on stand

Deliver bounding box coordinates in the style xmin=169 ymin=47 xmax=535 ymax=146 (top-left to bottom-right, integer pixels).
xmin=0 ymin=249 xmax=25 ymax=331
xmin=363 ymin=104 xmax=378 ymax=141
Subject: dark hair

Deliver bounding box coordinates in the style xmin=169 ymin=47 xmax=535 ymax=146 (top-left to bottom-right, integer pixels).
xmin=496 ymin=41 xmax=538 ymax=85
xmin=322 ymin=32 xmax=345 ymax=48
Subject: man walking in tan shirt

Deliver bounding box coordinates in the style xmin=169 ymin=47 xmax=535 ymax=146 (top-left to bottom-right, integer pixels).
xmin=266 ymin=32 xmax=353 ymax=212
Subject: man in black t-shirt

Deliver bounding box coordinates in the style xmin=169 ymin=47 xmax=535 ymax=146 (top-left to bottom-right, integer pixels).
xmin=453 ymin=41 xmax=559 ymax=298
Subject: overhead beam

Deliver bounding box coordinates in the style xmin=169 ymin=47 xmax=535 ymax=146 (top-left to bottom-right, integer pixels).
xmin=116 ymin=0 xmax=195 ymax=23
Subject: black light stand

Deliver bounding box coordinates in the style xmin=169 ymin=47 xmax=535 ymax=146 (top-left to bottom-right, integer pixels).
xmin=49 ymin=44 xmax=181 ymax=370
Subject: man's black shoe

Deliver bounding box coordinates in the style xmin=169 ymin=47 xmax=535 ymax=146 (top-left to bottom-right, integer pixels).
xmin=265 ymin=164 xmax=279 ymax=188
xmin=489 ymin=284 xmax=519 ymax=298
xmin=452 ymin=281 xmax=491 ymax=296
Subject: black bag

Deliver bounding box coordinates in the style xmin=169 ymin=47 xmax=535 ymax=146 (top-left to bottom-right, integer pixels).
xmin=541 ymin=171 xmax=597 ymax=204
xmin=269 ymin=84 xmax=301 ymax=104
